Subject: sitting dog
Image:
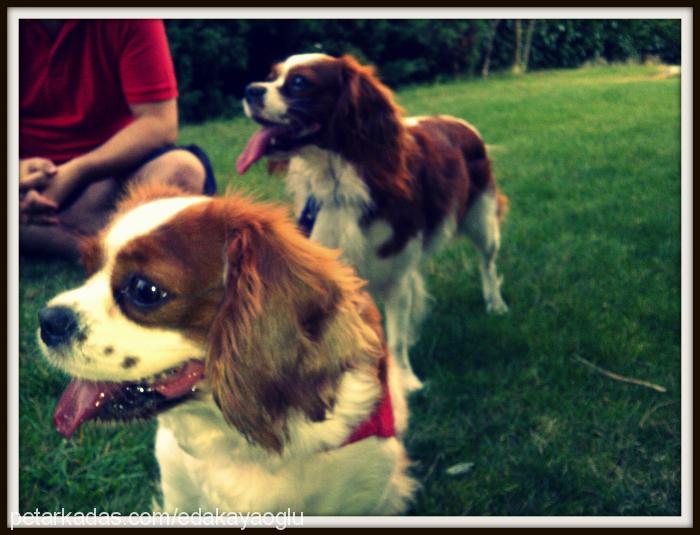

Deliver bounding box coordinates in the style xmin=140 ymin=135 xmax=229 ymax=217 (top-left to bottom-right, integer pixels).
xmin=38 ymin=183 xmax=415 ymax=515
xmin=237 ymin=53 xmax=509 ymax=390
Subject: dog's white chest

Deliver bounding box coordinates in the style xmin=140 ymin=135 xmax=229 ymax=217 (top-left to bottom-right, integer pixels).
xmin=286 ymin=147 xmax=371 ymax=212
xmin=312 ymin=205 xmax=369 ymax=263
xmin=154 ymin=401 xmax=412 ymax=515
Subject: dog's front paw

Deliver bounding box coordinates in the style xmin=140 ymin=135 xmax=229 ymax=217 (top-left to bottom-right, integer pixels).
xmin=486 ymin=298 xmax=509 ymax=315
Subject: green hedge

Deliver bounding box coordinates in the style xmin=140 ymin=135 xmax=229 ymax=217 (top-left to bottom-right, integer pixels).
xmin=165 ymin=19 xmax=681 ymax=123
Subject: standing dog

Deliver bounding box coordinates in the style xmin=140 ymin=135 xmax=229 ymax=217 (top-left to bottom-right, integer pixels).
xmin=38 ymin=183 xmax=415 ymax=514
xmin=237 ymin=53 xmax=509 ymax=390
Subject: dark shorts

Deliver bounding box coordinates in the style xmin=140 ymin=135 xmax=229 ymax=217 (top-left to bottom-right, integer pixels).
xmin=139 ymin=144 xmax=217 ymax=196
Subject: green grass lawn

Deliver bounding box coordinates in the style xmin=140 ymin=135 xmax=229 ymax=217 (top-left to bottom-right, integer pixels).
xmin=18 ymin=64 xmax=681 ymax=516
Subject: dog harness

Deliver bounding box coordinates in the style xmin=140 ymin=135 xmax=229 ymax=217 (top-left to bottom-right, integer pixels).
xmin=344 ymin=354 xmax=396 ymax=445
xmin=297 ymin=195 xmax=321 ymax=237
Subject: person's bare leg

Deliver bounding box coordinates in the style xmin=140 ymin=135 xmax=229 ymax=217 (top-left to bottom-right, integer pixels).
xmin=19 ymin=150 xmax=207 ymax=261
xmin=126 ymin=149 xmax=206 ymax=193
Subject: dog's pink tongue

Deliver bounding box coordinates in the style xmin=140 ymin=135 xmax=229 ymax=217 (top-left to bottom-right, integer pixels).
xmin=236 ymin=126 xmax=284 ymax=175
xmin=53 ymin=379 xmax=121 ymax=439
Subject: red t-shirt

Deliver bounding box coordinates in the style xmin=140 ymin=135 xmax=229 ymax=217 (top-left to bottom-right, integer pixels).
xmin=20 ymin=19 xmax=178 ymax=164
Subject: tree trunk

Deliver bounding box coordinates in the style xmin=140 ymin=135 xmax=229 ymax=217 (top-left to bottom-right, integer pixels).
xmin=522 ymin=19 xmax=537 ymax=72
xmin=512 ymin=19 xmax=523 ymax=74
xmin=481 ymin=20 xmax=501 ymax=78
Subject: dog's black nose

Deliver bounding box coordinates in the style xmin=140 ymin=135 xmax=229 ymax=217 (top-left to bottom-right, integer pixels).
xmin=39 ymin=306 xmax=79 ymax=347
xmin=245 ymin=84 xmax=267 ymax=103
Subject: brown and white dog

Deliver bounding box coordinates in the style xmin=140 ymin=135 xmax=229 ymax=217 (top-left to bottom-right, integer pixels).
xmin=237 ymin=53 xmax=509 ymax=391
xmin=37 ymin=183 xmax=415 ymax=514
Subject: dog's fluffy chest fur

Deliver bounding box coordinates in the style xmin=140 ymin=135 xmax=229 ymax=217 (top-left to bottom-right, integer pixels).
xmin=156 ymin=417 xmax=406 ymax=514
xmin=155 ymin=368 xmax=413 ymax=515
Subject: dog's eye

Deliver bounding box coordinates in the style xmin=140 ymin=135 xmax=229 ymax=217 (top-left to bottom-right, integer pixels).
xmin=124 ymin=276 xmax=169 ymax=309
xmin=288 ymin=75 xmax=309 ymax=92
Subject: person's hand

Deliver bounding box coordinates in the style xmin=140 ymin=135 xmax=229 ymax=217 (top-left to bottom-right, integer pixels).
xmin=19 ymin=189 xmax=59 ymax=225
xmin=37 ymin=159 xmax=87 ymax=208
xmin=19 ymin=158 xmax=85 ymax=225
xmin=19 ymin=157 xmax=57 ymax=192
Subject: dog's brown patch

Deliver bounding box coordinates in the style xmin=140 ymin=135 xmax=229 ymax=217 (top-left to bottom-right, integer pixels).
xmin=79 ymin=234 xmax=105 ymax=276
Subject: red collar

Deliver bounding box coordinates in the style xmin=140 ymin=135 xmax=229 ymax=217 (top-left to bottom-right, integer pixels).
xmin=344 ymin=355 xmax=396 ymax=445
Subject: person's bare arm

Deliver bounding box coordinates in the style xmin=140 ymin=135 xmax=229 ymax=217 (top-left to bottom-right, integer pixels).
xmin=39 ymin=99 xmax=178 ymax=207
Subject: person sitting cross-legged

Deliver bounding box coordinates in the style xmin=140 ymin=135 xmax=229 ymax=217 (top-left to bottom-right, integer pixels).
xmin=19 ymin=19 xmax=216 ymax=260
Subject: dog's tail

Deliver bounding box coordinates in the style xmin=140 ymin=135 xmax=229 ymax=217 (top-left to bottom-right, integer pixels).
xmin=469 ymin=139 xmax=508 ymax=223
xmin=496 ymin=186 xmax=509 ymax=222
xmin=464 ymin=149 xmax=508 ymax=223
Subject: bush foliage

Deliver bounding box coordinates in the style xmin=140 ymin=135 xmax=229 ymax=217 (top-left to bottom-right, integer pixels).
xmin=165 ymin=19 xmax=681 ymax=122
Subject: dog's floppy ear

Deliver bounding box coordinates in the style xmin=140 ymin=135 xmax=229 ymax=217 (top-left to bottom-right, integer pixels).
xmin=207 ymin=211 xmax=352 ymax=453
xmin=328 ymin=55 xmax=411 ymax=198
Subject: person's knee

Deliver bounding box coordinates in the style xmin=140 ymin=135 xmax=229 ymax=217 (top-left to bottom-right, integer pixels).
xmin=134 ymin=150 xmax=207 ymax=194
xmin=165 ymin=150 xmax=207 ymax=192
